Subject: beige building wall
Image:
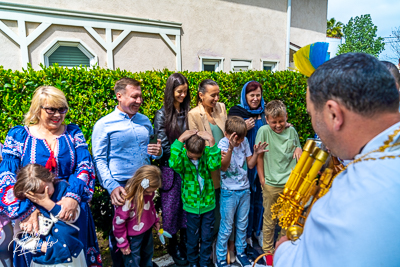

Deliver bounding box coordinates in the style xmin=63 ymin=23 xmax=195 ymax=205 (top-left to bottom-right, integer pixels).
xmin=29 ymin=25 xmax=107 ymax=69
xmin=114 ymin=32 xmax=176 ymax=71
xmin=290 ymin=0 xmax=327 ymax=47
xmin=2 ymin=0 xmax=327 ymax=72
xmin=0 ymin=20 xmax=21 ymax=70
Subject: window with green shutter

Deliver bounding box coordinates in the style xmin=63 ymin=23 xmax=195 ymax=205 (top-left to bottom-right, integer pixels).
xmin=43 ymin=41 xmax=97 ymax=68
xmin=48 ymin=46 xmax=90 ymax=67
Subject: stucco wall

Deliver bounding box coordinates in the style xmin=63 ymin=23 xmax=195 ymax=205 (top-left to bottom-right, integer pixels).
xmin=0 ymin=20 xmax=21 ymax=69
xmin=113 ymin=32 xmax=176 ymax=71
xmin=2 ymin=0 xmax=327 ymax=71
xmin=29 ymin=25 xmax=107 ymax=70
xmin=290 ymin=0 xmax=327 ymax=47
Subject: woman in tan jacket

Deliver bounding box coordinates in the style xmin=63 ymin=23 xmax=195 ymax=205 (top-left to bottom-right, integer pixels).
xmin=188 ymin=79 xmax=227 ymax=186
xmin=188 ymin=79 xmax=228 ymax=261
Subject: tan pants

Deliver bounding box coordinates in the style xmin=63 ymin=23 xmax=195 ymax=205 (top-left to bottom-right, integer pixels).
xmin=262 ymin=183 xmax=286 ymax=253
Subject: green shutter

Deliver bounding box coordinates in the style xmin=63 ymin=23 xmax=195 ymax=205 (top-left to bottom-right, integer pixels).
xmin=49 ymin=46 xmax=90 ymax=67
xmin=204 ymin=64 xmax=216 ymax=72
xmin=263 ymin=65 xmax=272 ymax=71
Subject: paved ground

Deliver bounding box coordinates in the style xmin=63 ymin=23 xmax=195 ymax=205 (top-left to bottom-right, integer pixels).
xmin=155 ymin=237 xmax=267 ymax=267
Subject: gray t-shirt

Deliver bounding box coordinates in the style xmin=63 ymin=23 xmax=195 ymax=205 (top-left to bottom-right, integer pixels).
xmin=190 ymin=159 xmax=204 ymax=192
xmin=218 ymin=137 xmax=252 ymax=190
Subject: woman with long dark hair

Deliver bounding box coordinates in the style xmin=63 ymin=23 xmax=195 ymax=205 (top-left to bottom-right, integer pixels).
xmin=154 ymin=73 xmax=190 ymax=266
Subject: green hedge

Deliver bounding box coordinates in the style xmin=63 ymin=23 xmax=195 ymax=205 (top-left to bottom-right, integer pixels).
xmin=0 ymin=64 xmax=313 ymax=235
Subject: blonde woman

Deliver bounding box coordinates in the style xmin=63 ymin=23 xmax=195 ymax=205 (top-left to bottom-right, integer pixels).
xmin=0 ymin=86 xmax=101 ymax=267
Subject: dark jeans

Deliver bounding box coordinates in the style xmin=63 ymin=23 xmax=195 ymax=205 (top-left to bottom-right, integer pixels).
xmin=123 ymin=228 xmax=154 ymax=267
xmin=186 ymin=209 xmax=215 ymax=266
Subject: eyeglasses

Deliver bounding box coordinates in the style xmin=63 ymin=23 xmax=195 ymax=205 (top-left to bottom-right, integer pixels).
xmin=41 ymin=106 xmax=69 ymax=114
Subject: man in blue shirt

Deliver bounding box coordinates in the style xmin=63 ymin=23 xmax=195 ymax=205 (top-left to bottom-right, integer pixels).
xmin=274 ymin=53 xmax=400 ymax=266
xmin=92 ymin=78 xmax=162 ymax=266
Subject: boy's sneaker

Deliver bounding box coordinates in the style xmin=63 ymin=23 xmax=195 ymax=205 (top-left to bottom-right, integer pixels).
xmin=215 ymin=260 xmax=230 ymax=267
xmin=254 ymin=232 xmax=263 ymax=247
xmin=246 ymin=237 xmax=253 ymax=247
xmin=236 ymin=254 xmax=252 ymax=267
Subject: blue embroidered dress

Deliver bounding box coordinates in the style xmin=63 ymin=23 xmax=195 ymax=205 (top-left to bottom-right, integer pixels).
xmin=0 ymin=124 xmax=102 ymax=267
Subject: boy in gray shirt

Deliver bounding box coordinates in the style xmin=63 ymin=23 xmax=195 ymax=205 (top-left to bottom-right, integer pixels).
xmin=215 ymin=116 xmax=268 ymax=267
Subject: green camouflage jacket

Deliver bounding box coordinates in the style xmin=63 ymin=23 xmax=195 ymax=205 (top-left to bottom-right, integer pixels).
xmin=169 ymin=140 xmax=221 ymax=214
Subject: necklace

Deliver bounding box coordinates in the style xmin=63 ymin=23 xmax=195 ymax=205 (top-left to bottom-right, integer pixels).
xmin=331 ymin=127 xmax=400 ymax=180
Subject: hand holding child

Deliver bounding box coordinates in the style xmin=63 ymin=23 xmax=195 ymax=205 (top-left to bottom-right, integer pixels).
xmin=110 ymin=186 xmax=127 ymax=206
xmin=19 ymin=209 xmax=39 ymax=233
xmin=253 ymin=142 xmax=269 ymax=155
xmin=293 ymin=147 xmax=302 ymax=161
xmin=57 ymin=197 xmax=79 ymax=221
xmin=178 ymin=130 xmax=198 ymax=143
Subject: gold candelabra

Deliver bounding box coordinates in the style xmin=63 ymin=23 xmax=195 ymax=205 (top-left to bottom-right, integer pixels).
xmin=271 ymin=139 xmax=332 ymax=241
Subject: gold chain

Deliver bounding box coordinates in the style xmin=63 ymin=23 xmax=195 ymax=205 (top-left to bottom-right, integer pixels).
xmin=331 ymin=127 xmax=400 ymax=180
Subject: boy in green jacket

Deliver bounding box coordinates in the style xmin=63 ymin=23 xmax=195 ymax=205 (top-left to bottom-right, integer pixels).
xmin=169 ymin=130 xmax=221 ymax=267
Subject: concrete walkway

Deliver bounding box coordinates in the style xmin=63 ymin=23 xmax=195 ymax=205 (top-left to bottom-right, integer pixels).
xmin=154 ymin=238 xmax=267 ymax=267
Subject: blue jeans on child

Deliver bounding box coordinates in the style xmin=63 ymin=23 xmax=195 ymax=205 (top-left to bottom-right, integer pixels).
xmin=216 ymin=188 xmax=251 ymax=261
xmin=123 ymin=228 xmax=153 ymax=267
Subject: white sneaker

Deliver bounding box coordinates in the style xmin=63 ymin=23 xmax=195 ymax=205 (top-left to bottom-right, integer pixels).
xmin=246 ymin=237 xmax=253 ymax=247
xmin=254 ymin=232 xmax=263 ymax=247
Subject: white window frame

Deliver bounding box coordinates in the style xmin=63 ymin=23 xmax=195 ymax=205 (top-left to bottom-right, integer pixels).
xmin=231 ymin=59 xmax=252 ymax=72
xmin=42 ymin=39 xmax=98 ymax=68
xmin=199 ymin=56 xmax=224 ymax=72
xmin=261 ymin=59 xmax=279 ymax=72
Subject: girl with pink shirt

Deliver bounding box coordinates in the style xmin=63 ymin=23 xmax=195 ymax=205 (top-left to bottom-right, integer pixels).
xmin=112 ymin=165 xmax=162 ymax=267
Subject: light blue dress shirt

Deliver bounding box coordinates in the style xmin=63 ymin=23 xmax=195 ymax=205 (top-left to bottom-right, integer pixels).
xmin=274 ymin=121 xmax=400 ymax=266
xmin=92 ymin=107 xmax=162 ymax=194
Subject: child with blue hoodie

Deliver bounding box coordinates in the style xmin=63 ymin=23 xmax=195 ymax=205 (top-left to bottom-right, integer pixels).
xmin=14 ymin=163 xmax=86 ymax=267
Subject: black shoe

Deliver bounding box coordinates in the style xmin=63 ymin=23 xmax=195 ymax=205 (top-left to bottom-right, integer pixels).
xmin=168 ymin=234 xmax=188 ymax=266
xmin=189 ymin=264 xmax=200 ymax=267
xmin=170 ymin=244 xmax=188 ymax=265
xmin=179 ymin=228 xmax=188 ymax=259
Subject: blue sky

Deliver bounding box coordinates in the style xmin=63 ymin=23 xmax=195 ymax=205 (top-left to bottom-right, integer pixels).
xmin=328 ymin=0 xmax=400 ymax=63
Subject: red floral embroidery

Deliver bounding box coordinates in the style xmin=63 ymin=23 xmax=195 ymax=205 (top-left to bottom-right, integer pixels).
xmin=2 ymin=185 xmax=17 ymax=205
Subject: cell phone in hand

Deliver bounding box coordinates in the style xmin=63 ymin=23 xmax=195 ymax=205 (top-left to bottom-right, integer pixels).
xmin=149 ymin=134 xmax=158 ymax=144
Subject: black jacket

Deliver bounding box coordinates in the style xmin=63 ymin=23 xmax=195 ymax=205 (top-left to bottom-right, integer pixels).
xmin=154 ymin=106 xmax=187 ymax=166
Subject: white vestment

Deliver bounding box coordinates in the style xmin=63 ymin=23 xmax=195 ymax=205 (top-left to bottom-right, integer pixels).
xmin=274 ymin=121 xmax=400 ymax=267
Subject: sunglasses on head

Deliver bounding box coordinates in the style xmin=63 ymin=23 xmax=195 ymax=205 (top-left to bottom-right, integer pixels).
xmin=41 ymin=106 xmax=69 ymax=114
